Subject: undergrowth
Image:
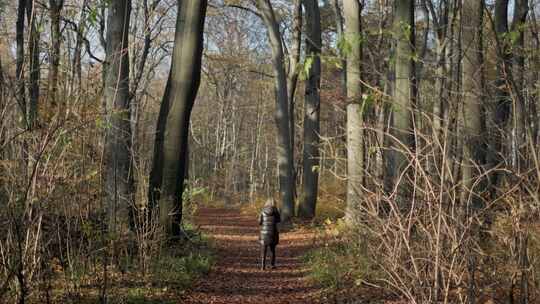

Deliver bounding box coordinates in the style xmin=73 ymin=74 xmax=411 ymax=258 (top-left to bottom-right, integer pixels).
xmin=23 ymin=216 xmax=215 ymax=304
xmin=302 ymin=219 xmax=376 ymax=292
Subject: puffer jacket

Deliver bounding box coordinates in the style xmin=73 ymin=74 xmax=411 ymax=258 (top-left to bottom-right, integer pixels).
xmin=258 ymin=206 xmax=281 ymax=246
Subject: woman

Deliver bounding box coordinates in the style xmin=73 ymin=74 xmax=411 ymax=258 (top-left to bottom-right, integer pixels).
xmin=258 ymin=198 xmax=281 ymax=270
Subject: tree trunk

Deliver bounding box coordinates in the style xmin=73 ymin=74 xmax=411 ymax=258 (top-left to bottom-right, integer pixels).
xmin=424 ymin=0 xmax=449 ymax=144
xmin=298 ymin=0 xmax=321 ymax=219
xmin=343 ymin=0 xmax=363 ymax=223
xmin=48 ymin=0 xmax=64 ymax=108
xmin=331 ymin=0 xmax=346 ymax=97
xmin=460 ymin=0 xmax=484 ymax=209
xmin=16 ymin=0 xmax=26 ymax=126
xmin=287 ymin=0 xmax=302 ymax=199
xmin=71 ymin=0 xmax=88 ymax=94
xmin=489 ymin=0 xmax=511 ymax=191
xmin=489 ymin=0 xmax=528 ymax=191
xmin=257 ymin=0 xmax=295 ymax=221
xmin=510 ymin=3 xmax=529 ymax=303
xmin=103 ymin=0 xmax=134 ymax=235
xmin=26 ymin=1 xmax=40 ymax=129
xmin=387 ymin=0 xmax=415 ymax=200
xmin=148 ymin=0 xmax=207 ymax=237
xmin=510 ymin=0 xmax=528 ymax=172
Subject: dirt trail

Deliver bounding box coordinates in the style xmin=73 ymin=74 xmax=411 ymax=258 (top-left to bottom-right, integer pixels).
xmin=180 ymin=207 xmax=321 ymax=304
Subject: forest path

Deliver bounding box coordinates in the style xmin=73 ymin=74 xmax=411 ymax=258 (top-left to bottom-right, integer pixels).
xmin=180 ymin=206 xmax=321 ymax=304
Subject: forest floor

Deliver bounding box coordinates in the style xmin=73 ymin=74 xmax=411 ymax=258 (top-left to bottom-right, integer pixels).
xmin=179 ymin=206 xmax=324 ymax=304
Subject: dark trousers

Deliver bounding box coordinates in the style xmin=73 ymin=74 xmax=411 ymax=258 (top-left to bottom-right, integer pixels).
xmin=260 ymin=244 xmax=276 ymax=269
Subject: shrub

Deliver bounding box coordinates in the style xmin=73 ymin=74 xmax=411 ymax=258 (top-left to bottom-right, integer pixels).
xmin=303 ymin=220 xmax=376 ymax=291
xmin=150 ymin=246 xmax=214 ymax=288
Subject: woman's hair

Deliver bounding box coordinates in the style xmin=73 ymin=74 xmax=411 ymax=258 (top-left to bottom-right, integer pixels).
xmin=264 ymin=198 xmax=276 ymax=208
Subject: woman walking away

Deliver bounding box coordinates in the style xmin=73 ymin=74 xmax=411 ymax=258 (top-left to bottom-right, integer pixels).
xmin=258 ymin=198 xmax=281 ymax=270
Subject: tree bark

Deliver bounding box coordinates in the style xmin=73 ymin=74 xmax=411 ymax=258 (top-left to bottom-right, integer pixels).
xmin=26 ymin=0 xmax=40 ymax=128
xmin=331 ymin=0 xmax=346 ymax=96
xmin=286 ymin=0 xmax=302 ymax=199
xmin=342 ymin=0 xmax=363 ymax=223
xmin=461 ymin=0 xmax=484 ymax=208
xmin=257 ymin=0 xmax=295 ymax=221
xmin=489 ymin=0 xmax=528 ymax=190
xmin=48 ymin=0 xmax=64 ymax=108
xmin=423 ymin=0 xmax=449 ymax=143
xmin=16 ymin=0 xmax=26 ymax=126
xmin=387 ymin=0 xmax=415 ymax=199
xmin=510 ymin=0 xmax=528 ymax=172
xmin=103 ymin=0 xmax=134 ymax=235
xmin=298 ymin=0 xmax=321 ymax=219
xmin=488 ymin=0 xmax=510 ymax=190
xmin=148 ymin=0 xmax=207 ymax=237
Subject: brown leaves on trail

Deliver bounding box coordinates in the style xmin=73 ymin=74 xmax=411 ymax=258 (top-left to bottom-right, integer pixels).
xmin=180 ymin=207 xmax=321 ymax=304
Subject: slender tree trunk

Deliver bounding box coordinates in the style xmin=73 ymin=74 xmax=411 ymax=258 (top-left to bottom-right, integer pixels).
xmin=331 ymin=0 xmax=346 ymax=97
xmin=48 ymin=0 xmax=64 ymax=108
xmin=26 ymin=1 xmax=40 ymax=129
xmin=148 ymin=0 xmax=207 ymax=237
xmin=489 ymin=0 xmax=528 ymax=190
xmin=425 ymin=0 xmax=449 ymax=144
xmin=16 ymin=0 xmax=27 ymax=127
xmin=298 ymin=0 xmax=321 ymax=219
xmin=533 ymin=10 xmax=540 ymax=145
xmin=510 ymin=3 xmax=529 ymax=303
xmin=103 ymin=0 xmax=134 ymax=235
xmin=510 ymin=0 xmax=528 ymax=171
xmin=69 ymin=1 xmax=86 ymax=95
xmin=257 ymin=0 xmax=295 ymax=221
xmin=342 ymin=0 xmax=363 ymax=223
xmin=331 ymin=0 xmax=347 ymax=152
xmin=287 ymin=0 xmax=302 ymax=198
xmin=387 ymin=0 xmax=415 ymax=200
xmin=461 ymin=0 xmax=484 ymax=207
xmin=488 ymin=0 xmax=511 ymax=190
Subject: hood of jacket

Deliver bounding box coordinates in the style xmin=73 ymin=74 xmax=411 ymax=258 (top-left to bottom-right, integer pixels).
xmin=262 ymin=206 xmax=275 ymax=216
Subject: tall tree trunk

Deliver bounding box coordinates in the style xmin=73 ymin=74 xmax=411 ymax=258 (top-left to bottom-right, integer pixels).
xmin=510 ymin=3 xmax=529 ymax=303
xmin=510 ymin=0 xmax=528 ymax=171
xmin=68 ymin=0 xmax=88 ymax=95
xmin=48 ymin=0 xmax=64 ymax=108
xmin=298 ymin=0 xmax=321 ymax=219
xmin=331 ymin=0 xmax=346 ymax=96
xmin=490 ymin=0 xmax=528 ymax=190
xmin=424 ymin=0 xmax=449 ymax=144
xmin=533 ymin=9 xmax=540 ymax=145
xmin=257 ymin=0 xmax=295 ymax=221
xmin=461 ymin=0 xmax=484 ymax=207
xmin=287 ymin=0 xmax=302 ymax=199
xmin=387 ymin=0 xmax=415 ymax=199
xmin=103 ymin=0 xmax=134 ymax=235
xmin=148 ymin=0 xmax=207 ymax=237
xmin=489 ymin=0 xmax=511 ymax=190
xmin=343 ymin=0 xmax=363 ymax=223
xmin=26 ymin=0 xmax=40 ymax=129
xmin=16 ymin=0 xmax=27 ymax=127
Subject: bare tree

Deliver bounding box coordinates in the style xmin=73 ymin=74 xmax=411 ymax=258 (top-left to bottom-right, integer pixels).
xmin=256 ymin=0 xmax=295 ymax=221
